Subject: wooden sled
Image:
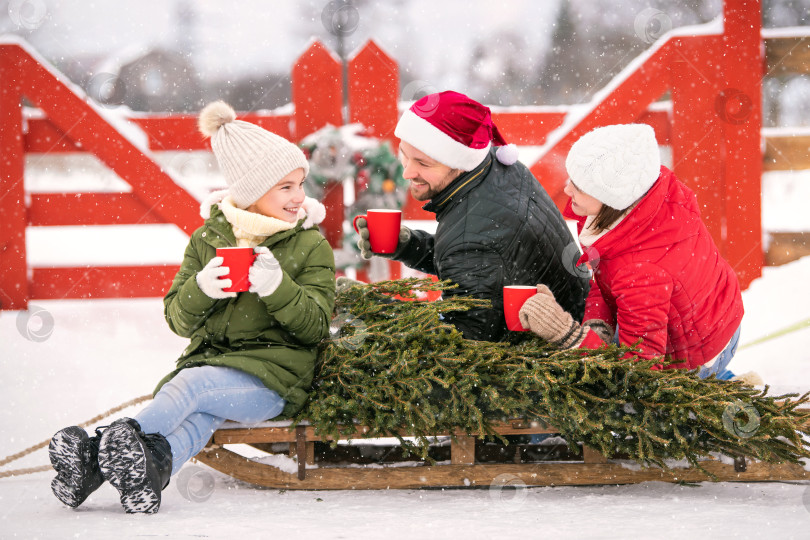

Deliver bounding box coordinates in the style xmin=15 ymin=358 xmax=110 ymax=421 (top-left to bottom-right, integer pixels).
xmin=194 ymin=419 xmax=810 ymax=490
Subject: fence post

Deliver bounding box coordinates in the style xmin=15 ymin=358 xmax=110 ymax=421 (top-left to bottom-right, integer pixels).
xmin=348 ymin=40 xmax=399 ymax=141
xmin=348 ymin=42 xmax=433 ymax=222
xmin=670 ymin=35 xmax=726 ymax=247
xmin=720 ymin=0 xmax=763 ymax=289
xmin=292 ymin=40 xmax=344 ymax=139
xmin=292 ymin=40 xmax=344 ymax=247
xmin=0 ymin=45 xmax=28 ymax=310
xmin=348 ymin=40 xmax=403 ymax=278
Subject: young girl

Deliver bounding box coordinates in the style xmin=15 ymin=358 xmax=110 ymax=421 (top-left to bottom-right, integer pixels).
xmin=518 ymin=123 xmax=743 ymax=378
xmin=48 ymin=101 xmax=335 ymax=514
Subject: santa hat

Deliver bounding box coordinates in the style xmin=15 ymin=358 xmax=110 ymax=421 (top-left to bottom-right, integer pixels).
xmin=198 ymin=101 xmax=310 ymax=209
xmin=394 ymin=91 xmax=519 ymax=171
xmin=565 ymin=124 xmax=661 ymax=210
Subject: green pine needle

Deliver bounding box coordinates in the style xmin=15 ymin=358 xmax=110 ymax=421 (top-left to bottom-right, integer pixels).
xmin=295 ymin=278 xmax=810 ymax=473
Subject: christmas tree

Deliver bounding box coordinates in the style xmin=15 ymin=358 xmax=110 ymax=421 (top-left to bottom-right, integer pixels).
xmin=297 ymin=278 xmax=810 ymax=474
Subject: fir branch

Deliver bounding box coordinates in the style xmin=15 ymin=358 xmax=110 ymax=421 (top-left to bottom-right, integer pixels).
xmin=296 ymin=278 xmax=810 ymax=471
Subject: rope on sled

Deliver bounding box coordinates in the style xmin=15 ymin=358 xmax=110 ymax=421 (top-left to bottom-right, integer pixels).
xmin=0 ymin=394 xmax=152 ymax=479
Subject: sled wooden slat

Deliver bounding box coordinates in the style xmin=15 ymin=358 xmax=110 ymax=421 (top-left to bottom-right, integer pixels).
xmin=582 ymin=445 xmax=609 ymax=464
xmin=196 ymin=418 xmax=810 ymax=489
xmin=451 ymin=433 xmax=476 ymax=465
xmin=295 ymin=426 xmax=307 ymax=480
xmin=212 ymin=419 xmax=558 ymax=445
xmin=194 ymin=445 xmax=810 ymax=490
xmin=213 ymin=424 xmax=371 ymax=444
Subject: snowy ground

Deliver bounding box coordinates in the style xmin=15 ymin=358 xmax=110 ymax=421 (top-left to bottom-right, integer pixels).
xmin=1 ymin=254 xmax=809 ymax=538
xmin=1 ymin=475 xmax=809 ymax=539
xmin=4 ymin=147 xmax=810 ymax=539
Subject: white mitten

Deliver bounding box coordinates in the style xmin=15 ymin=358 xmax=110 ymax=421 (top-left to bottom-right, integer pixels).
xmin=249 ymin=246 xmax=283 ymax=297
xmin=196 ymin=256 xmax=237 ymax=299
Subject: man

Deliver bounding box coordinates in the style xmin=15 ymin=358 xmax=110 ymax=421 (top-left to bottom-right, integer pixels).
xmin=357 ymin=91 xmax=588 ymax=342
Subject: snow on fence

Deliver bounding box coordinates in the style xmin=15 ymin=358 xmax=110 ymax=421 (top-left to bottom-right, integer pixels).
xmin=1 ymin=0 xmax=808 ymax=311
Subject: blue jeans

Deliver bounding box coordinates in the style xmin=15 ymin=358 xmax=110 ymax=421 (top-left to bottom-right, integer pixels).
xmin=134 ymin=366 xmax=286 ymax=475
xmin=611 ymin=324 xmax=742 ymax=380
xmin=696 ymin=325 xmax=741 ymax=380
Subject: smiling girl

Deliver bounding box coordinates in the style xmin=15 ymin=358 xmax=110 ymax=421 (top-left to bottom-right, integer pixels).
xmin=48 ymin=102 xmax=335 ymax=514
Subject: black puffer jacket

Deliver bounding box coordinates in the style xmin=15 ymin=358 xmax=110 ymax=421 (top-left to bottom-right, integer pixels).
xmin=395 ymin=149 xmax=589 ymax=341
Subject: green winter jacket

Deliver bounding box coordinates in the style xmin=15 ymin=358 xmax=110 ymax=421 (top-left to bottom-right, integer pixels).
xmin=156 ymin=205 xmax=335 ymax=417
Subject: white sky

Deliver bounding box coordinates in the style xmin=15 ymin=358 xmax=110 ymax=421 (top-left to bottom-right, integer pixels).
xmin=8 ymin=0 xmax=562 ymax=85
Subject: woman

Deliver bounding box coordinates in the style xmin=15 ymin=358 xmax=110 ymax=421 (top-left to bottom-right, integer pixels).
xmin=518 ymin=124 xmax=743 ymax=378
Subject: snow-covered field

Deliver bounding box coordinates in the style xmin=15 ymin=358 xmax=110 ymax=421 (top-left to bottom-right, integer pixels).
xmin=2 ymin=252 xmax=810 ymax=538
xmin=2 ymin=133 xmax=809 ymax=539
xmin=1 ymin=474 xmax=809 ymax=539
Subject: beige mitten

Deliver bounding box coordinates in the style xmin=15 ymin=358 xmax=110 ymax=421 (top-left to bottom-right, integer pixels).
xmin=731 ymin=371 xmax=764 ymax=387
xmin=518 ymin=284 xmax=586 ymax=349
xmin=355 ymin=217 xmax=411 ymax=260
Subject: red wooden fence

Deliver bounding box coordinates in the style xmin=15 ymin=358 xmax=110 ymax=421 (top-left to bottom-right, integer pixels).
xmin=0 ymin=0 xmax=769 ymax=310
xmin=530 ymin=2 xmax=763 ymax=289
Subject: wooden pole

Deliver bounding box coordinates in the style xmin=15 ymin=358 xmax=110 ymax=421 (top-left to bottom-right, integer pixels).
xmin=292 ymin=40 xmax=345 ymax=248
xmin=720 ymin=0 xmax=763 ymax=289
xmin=348 ymin=40 xmax=399 ymax=141
xmin=670 ymin=35 xmax=726 ymax=247
xmin=0 ymin=44 xmax=29 ymax=310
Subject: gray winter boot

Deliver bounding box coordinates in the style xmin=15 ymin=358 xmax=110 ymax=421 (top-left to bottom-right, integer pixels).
xmin=98 ymin=418 xmax=172 ymax=514
xmin=49 ymin=426 xmax=105 ymax=508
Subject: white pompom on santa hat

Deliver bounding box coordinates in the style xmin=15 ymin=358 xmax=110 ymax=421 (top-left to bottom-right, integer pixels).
xmin=394 ymin=90 xmax=518 ymax=171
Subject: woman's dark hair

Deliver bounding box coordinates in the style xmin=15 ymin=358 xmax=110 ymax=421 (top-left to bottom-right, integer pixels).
xmin=569 ymin=178 xmax=641 ymax=234
xmin=587 ymin=204 xmax=627 ymax=234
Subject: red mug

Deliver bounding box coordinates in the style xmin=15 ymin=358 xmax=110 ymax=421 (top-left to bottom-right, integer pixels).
xmin=503 ymin=285 xmax=538 ymax=332
xmin=216 ymin=247 xmax=256 ymax=293
xmin=352 ymin=209 xmax=402 ymax=254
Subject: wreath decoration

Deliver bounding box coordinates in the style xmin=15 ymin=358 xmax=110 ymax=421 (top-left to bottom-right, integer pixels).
xmin=300 ymin=124 xmax=409 ymax=269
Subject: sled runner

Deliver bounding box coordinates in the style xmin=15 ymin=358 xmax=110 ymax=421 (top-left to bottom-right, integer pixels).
xmin=194 ymin=418 xmax=810 ymax=490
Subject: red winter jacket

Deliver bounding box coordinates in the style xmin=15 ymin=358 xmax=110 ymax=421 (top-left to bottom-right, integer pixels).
xmin=567 ymin=166 xmax=744 ymax=370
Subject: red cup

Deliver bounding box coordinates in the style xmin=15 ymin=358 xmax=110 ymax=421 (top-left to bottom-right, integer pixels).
xmin=503 ymin=285 xmax=538 ymax=332
xmin=352 ymin=209 xmax=402 ymax=254
xmin=216 ymin=247 xmax=256 ymax=293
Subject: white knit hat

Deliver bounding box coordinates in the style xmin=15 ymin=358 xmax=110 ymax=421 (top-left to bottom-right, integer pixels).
xmin=565 ymin=124 xmax=661 ymax=210
xmin=198 ymin=101 xmax=310 ymax=209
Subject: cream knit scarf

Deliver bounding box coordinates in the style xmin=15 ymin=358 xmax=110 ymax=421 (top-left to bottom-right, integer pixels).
xmin=219 ymin=195 xmax=297 ymax=248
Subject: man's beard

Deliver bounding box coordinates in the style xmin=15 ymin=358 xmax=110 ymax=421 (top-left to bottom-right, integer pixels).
xmin=409 ymin=180 xmax=434 ymax=201
xmin=408 ymin=169 xmax=461 ymax=201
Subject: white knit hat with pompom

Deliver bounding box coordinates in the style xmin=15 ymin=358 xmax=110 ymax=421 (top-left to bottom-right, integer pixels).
xmin=565 ymin=124 xmax=661 ymax=210
xmin=198 ymin=101 xmax=309 ymax=209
